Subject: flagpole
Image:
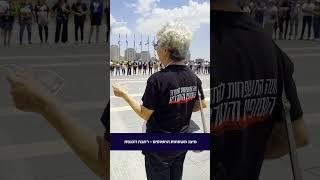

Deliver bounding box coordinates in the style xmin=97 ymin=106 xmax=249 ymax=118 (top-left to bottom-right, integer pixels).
xmin=126 ymin=34 xmax=128 ymax=61
xmin=118 ymin=33 xmax=121 ymax=62
xmin=140 ymin=34 xmax=143 ymax=53
xmin=134 ymin=34 xmax=136 ymax=51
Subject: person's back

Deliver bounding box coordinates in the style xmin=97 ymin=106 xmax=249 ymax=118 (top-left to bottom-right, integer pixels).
xmin=213 ymin=6 xmax=305 ymax=179
xmin=144 ymin=65 xmax=202 ymax=133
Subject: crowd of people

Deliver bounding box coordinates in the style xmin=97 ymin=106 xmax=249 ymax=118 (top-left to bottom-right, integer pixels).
xmin=0 ymin=0 xmax=110 ymax=46
xmin=239 ymin=0 xmax=320 ymax=40
xmin=110 ymin=60 xmax=210 ymax=76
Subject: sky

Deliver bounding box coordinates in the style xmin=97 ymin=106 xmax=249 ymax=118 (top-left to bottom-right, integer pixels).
xmin=110 ymin=0 xmax=210 ymax=60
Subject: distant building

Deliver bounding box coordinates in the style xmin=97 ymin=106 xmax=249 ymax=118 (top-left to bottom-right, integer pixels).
xmin=125 ymin=48 xmax=136 ymax=62
xmin=110 ymin=45 xmax=120 ymax=61
xmin=135 ymin=53 xmax=141 ymax=61
xmin=141 ymin=51 xmax=151 ymax=62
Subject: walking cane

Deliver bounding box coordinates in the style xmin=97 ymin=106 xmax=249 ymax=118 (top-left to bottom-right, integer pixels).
xmin=198 ymin=89 xmax=208 ymax=133
xmin=282 ymin=86 xmax=303 ymax=180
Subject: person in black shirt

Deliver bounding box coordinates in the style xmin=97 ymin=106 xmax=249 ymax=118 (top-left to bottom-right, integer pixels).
xmin=212 ymin=1 xmax=309 ymax=180
xmin=113 ymin=21 xmax=207 ymax=180
xmin=142 ymin=61 xmax=147 ymax=75
xmin=133 ymin=60 xmax=138 ymax=75
xmin=52 ymin=0 xmax=71 ymax=43
xmin=278 ymin=0 xmax=291 ymax=40
xmin=71 ymin=0 xmax=88 ymax=43
xmin=148 ymin=60 xmax=153 ymax=75
xmin=138 ymin=60 xmax=143 ymax=75
xmin=127 ymin=60 xmax=132 ymax=75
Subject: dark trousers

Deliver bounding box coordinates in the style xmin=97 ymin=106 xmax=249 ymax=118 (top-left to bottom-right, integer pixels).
xmin=19 ymin=18 xmax=32 ymax=43
xmin=145 ymin=152 xmax=187 ymax=180
xmin=55 ymin=20 xmax=68 ymax=43
xmin=300 ymin=16 xmax=312 ymax=39
xmin=133 ymin=67 xmax=137 ymax=74
xmin=38 ymin=24 xmax=48 ymax=42
xmin=75 ymin=18 xmax=85 ymax=42
xmin=279 ymin=17 xmax=290 ymax=39
xmin=313 ymin=16 xmax=320 ymax=39
xmin=127 ymin=68 xmax=131 ymax=75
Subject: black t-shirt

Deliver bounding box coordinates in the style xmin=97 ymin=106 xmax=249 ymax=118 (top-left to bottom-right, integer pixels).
xmin=71 ymin=2 xmax=87 ymax=20
xmin=142 ymin=64 xmax=204 ymax=133
xmin=133 ymin=62 xmax=138 ymax=68
xmin=141 ymin=64 xmax=204 ymax=160
xmin=52 ymin=3 xmax=70 ymax=21
xmin=281 ymin=1 xmax=291 ymax=18
xmin=148 ymin=61 xmax=153 ymax=68
xmin=127 ymin=62 xmax=132 ymax=68
xmin=212 ymin=10 xmax=303 ymax=180
xmin=100 ymin=102 xmax=109 ymax=141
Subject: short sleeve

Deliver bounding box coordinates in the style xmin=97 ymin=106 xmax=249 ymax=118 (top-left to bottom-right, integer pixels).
xmin=100 ymin=102 xmax=109 ymax=141
xmin=277 ymin=46 xmax=303 ymax=122
xmin=142 ymin=77 xmax=158 ymax=110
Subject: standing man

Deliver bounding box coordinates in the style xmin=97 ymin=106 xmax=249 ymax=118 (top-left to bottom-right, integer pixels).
xmin=278 ymin=0 xmax=291 ymax=40
xmin=35 ymin=0 xmax=49 ymax=44
xmin=313 ymin=0 xmax=320 ymax=41
xmin=19 ymin=0 xmax=33 ymax=45
xmin=213 ymin=0 xmax=309 ymax=179
xmin=264 ymin=0 xmax=279 ymax=39
xmin=289 ymin=2 xmax=302 ymax=40
xmin=52 ymin=0 xmax=71 ymax=44
xmin=300 ymin=0 xmax=315 ymax=40
xmin=148 ymin=60 xmax=153 ymax=75
xmin=88 ymin=0 xmax=103 ymax=43
xmin=133 ymin=60 xmax=138 ymax=75
xmin=254 ymin=1 xmax=266 ymax=27
xmin=0 ymin=0 xmax=9 ymax=45
xmin=127 ymin=60 xmax=132 ymax=75
xmin=138 ymin=60 xmax=143 ymax=75
xmin=72 ymin=0 xmax=88 ymax=44
xmin=142 ymin=61 xmax=147 ymax=75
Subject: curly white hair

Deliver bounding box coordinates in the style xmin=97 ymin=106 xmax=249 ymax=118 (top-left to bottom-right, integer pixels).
xmin=156 ymin=21 xmax=192 ymax=61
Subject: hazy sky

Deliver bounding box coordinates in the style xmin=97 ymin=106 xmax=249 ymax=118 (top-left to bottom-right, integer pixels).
xmin=110 ymin=0 xmax=210 ymax=60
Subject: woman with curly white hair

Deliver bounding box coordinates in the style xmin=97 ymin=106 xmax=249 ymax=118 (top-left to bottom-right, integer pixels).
xmin=113 ymin=21 xmax=207 ymax=180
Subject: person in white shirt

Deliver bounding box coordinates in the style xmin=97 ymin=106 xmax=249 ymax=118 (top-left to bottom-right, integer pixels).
xmin=289 ymin=2 xmax=302 ymax=40
xmin=300 ymin=0 xmax=315 ymax=40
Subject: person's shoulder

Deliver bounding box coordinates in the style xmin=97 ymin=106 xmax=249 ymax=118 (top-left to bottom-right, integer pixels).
xmin=147 ymin=71 xmax=161 ymax=82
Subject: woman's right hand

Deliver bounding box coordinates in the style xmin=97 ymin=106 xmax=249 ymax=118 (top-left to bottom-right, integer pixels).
xmin=112 ymin=83 xmax=128 ymax=98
